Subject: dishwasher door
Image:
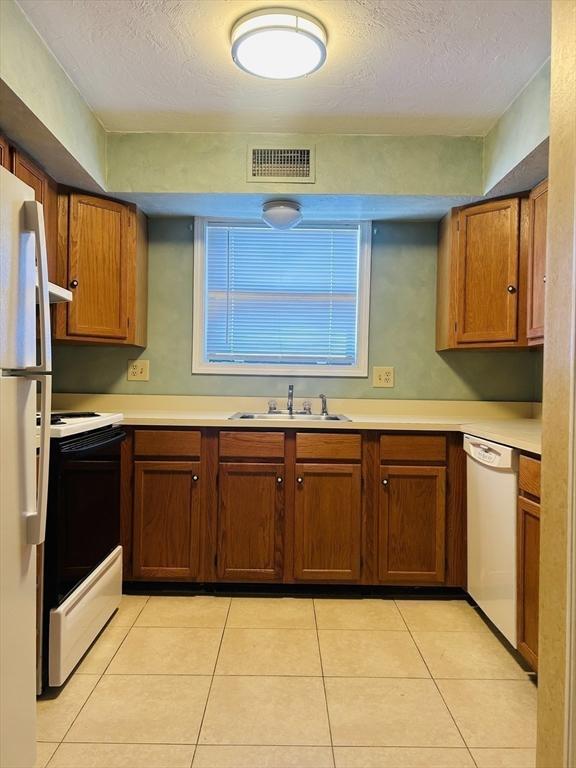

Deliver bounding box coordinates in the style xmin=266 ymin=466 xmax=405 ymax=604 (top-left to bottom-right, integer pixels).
xmin=463 ymin=435 xmax=519 ymax=645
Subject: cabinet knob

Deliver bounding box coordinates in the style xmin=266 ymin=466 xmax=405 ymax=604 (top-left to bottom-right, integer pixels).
xmin=69 ymin=279 xmax=79 ymax=289
xmin=506 ymin=285 xmax=517 ymax=294
xmin=382 ymin=478 xmax=389 ymax=486
xmin=277 ymin=476 xmax=283 ymax=484
xmin=543 ymin=275 xmax=547 ymax=283
xmin=297 ymin=477 xmax=303 ymax=484
xmin=192 ymin=475 xmax=199 ymax=482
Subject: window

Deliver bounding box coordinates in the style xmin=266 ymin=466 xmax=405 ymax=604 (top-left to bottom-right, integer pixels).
xmin=193 ymin=218 xmax=371 ymax=376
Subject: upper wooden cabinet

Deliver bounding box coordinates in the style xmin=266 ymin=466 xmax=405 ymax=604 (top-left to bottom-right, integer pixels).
xmin=527 ymin=180 xmax=548 ymax=345
xmin=437 ymin=197 xmax=528 ymax=349
xmin=0 ymin=134 xmax=10 ymax=169
xmin=54 ymin=193 xmax=148 ymax=346
xmin=10 ymin=148 xmax=59 ymax=282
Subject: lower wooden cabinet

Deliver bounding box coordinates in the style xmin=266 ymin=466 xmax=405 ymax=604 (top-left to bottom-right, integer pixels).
xmin=217 ymin=463 xmax=284 ymax=581
xmin=122 ymin=428 xmax=466 ymax=587
xmin=517 ymin=496 xmax=540 ymax=669
xmin=517 ymin=453 xmax=541 ymax=671
xmin=378 ymin=466 xmax=446 ymax=583
xmin=294 ymin=463 xmax=362 ymax=582
xmin=133 ymin=461 xmax=201 ymax=579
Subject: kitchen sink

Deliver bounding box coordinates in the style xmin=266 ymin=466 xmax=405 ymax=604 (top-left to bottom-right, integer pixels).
xmin=229 ymin=412 xmax=351 ymax=422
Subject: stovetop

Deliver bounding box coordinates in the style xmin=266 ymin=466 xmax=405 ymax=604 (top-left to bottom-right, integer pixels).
xmin=36 ymin=411 xmax=124 ymax=438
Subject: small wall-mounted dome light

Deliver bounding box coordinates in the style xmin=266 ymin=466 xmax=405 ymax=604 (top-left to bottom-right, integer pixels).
xmin=262 ymin=201 xmax=302 ymax=229
xmin=231 ymin=9 xmax=327 ymax=80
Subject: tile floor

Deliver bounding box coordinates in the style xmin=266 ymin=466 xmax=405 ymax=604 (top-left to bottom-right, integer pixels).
xmin=36 ymin=596 xmax=537 ymax=768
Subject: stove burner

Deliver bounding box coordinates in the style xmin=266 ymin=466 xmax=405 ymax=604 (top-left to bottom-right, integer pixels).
xmin=36 ymin=412 xmax=100 ymax=427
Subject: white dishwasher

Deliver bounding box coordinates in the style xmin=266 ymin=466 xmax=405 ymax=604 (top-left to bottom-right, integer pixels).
xmin=463 ymin=434 xmax=519 ymax=645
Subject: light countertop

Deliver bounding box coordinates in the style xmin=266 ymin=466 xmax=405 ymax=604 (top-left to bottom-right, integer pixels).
xmin=51 ymin=395 xmax=542 ymax=455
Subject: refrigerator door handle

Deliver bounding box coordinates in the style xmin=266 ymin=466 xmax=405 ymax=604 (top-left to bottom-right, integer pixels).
xmin=26 ymin=374 xmax=51 ymax=545
xmin=24 ymin=200 xmax=52 ymax=374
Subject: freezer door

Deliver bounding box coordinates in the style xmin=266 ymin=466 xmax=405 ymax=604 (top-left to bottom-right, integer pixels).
xmin=0 ymin=376 xmax=37 ymax=767
xmin=0 ymin=167 xmax=36 ymax=371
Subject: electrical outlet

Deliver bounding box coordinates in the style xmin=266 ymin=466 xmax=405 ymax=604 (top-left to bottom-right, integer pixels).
xmin=127 ymin=359 xmax=150 ymax=381
xmin=373 ymin=366 xmax=394 ymax=388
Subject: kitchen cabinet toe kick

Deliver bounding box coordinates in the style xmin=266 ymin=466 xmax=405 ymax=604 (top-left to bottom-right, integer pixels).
xmin=120 ymin=427 xmax=467 ymax=588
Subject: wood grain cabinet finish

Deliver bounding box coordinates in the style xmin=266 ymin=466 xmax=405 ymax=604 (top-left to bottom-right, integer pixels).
xmin=217 ymin=463 xmax=284 ymax=581
xmin=436 ymin=197 xmax=528 ymax=349
xmin=54 ymin=193 xmax=148 ymax=346
xmin=0 ymin=134 xmax=10 ymax=169
xmin=11 ymin=148 xmax=58 ymax=282
xmin=379 ymin=466 xmax=446 ymax=583
xmin=294 ymin=463 xmax=362 ymax=582
xmin=133 ymin=461 xmax=201 ymax=580
xmin=517 ymin=453 xmax=541 ymax=671
xmin=527 ymin=180 xmax=548 ymax=345
xmin=517 ymin=496 xmax=540 ymax=670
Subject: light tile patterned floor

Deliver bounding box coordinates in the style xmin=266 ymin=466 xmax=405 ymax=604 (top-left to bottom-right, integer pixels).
xmin=36 ymin=596 xmax=537 ymax=768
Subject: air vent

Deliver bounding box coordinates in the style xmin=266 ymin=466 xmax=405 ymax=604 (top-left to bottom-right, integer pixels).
xmin=247 ymin=145 xmax=316 ymax=183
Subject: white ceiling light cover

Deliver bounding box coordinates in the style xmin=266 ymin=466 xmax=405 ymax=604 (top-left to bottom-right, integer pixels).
xmin=231 ymin=9 xmax=327 ymax=79
xmin=262 ymin=201 xmax=303 ymax=229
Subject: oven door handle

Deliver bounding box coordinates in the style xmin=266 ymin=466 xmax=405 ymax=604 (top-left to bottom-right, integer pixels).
xmin=59 ymin=430 xmax=127 ymax=457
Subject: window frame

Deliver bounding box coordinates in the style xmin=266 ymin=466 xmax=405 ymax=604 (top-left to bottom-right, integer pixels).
xmin=192 ymin=217 xmax=372 ymax=377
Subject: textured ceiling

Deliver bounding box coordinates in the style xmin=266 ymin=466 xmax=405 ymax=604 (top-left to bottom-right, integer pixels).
xmin=18 ymin=0 xmax=550 ymax=135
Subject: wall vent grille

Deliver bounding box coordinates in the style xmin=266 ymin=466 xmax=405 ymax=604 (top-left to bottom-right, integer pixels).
xmin=247 ymin=146 xmax=315 ymax=183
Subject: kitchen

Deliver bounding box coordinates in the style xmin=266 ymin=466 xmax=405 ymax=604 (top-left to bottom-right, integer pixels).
xmin=0 ymin=1 xmax=574 ymax=767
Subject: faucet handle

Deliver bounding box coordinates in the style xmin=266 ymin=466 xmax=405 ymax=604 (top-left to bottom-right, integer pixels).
xmin=319 ymin=393 xmax=328 ymax=416
xmin=267 ymin=399 xmax=278 ymax=413
xmin=302 ymin=400 xmax=312 ymax=415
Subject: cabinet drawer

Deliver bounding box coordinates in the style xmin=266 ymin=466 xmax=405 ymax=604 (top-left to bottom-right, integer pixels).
xmin=519 ymin=455 xmax=541 ymax=498
xmin=219 ymin=431 xmax=284 ymax=459
xmin=295 ymin=433 xmax=361 ymax=461
xmin=380 ymin=434 xmax=447 ymax=463
xmin=134 ymin=430 xmax=201 ymax=458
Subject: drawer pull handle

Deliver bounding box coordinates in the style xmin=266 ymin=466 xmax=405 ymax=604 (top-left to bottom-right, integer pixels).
xmin=192 ymin=475 xmax=199 ymax=482
xmin=297 ymin=477 xmax=303 ymax=484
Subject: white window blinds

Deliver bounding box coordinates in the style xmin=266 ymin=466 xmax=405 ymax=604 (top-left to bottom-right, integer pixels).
xmin=197 ymin=221 xmax=369 ymax=373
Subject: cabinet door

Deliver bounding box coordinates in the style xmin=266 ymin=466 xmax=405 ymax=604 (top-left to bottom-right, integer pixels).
xmin=379 ymin=466 xmax=446 ymax=583
xmin=0 ymin=134 xmax=10 ymax=169
xmin=67 ymin=194 xmax=129 ymax=339
xmin=527 ymin=180 xmax=547 ymax=343
xmin=11 ymin=149 xmax=58 ymax=281
xmin=133 ymin=461 xmax=201 ymax=580
xmin=217 ymin=463 xmax=284 ymax=580
xmin=517 ymin=496 xmax=540 ymax=670
xmin=294 ymin=463 xmax=362 ymax=582
xmin=456 ymin=199 xmax=520 ymax=343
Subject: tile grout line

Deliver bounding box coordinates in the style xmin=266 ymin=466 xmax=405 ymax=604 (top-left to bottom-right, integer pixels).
xmin=42 ymin=595 xmax=152 ymax=765
xmin=393 ymin=599 xmax=479 ymax=768
xmin=312 ymin=599 xmax=337 ymax=768
xmin=189 ymin=598 xmax=233 ymax=767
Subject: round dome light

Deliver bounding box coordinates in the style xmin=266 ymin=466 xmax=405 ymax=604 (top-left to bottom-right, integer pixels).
xmin=262 ymin=201 xmax=302 ymax=229
xmin=231 ymin=9 xmax=327 ymax=80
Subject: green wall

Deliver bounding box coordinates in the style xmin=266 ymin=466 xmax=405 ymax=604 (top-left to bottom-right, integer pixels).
xmin=484 ymin=60 xmax=550 ymax=193
xmin=53 ymin=219 xmax=542 ymax=401
xmin=0 ymin=0 xmax=106 ymax=187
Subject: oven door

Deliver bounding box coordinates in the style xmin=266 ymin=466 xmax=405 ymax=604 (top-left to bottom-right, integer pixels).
xmin=40 ymin=426 xmax=125 ymax=691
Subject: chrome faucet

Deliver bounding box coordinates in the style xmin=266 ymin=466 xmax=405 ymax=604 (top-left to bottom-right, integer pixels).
xmin=319 ymin=393 xmax=328 ymax=416
xmin=287 ymin=385 xmax=294 ymax=416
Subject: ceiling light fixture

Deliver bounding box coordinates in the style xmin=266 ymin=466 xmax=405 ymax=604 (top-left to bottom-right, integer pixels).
xmin=262 ymin=200 xmax=303 ymax=229
xmin=231 ymin=8 xmax=327 ymax=80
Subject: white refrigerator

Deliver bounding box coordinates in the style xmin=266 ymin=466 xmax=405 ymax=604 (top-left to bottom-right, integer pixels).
xmin=0 ymin=166 xmax=52 ymax=768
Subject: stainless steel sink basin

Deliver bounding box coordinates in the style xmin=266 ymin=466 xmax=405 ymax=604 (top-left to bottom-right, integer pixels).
xmin=229 ymin=412 xmax=351 ymax=422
